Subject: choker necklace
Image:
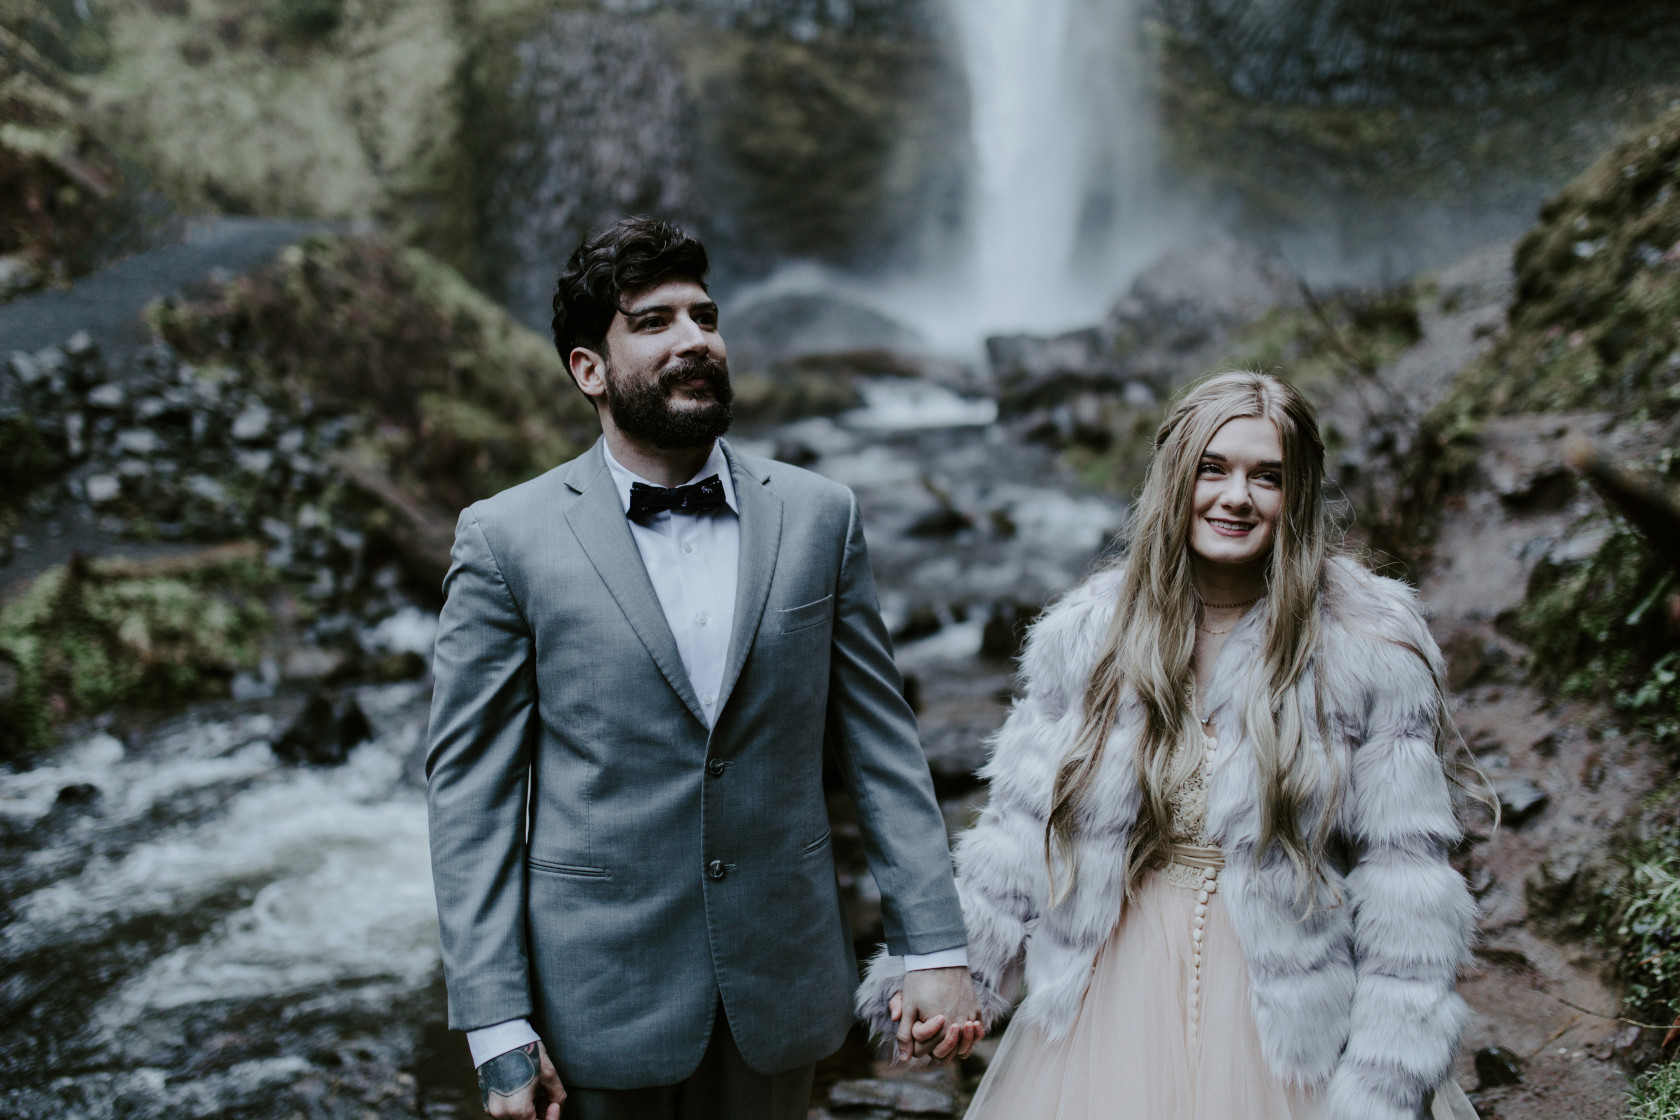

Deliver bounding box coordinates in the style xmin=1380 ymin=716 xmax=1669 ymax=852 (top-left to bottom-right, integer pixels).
xmin=1198 ymin=594 xmax=1260 ymax=611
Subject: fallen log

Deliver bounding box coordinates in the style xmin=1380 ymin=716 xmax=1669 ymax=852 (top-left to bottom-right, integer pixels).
xmin=326 ymin=451 xmax=457 ymax=593
xmin=1563 ymin=435 xmax=1680 ymax=570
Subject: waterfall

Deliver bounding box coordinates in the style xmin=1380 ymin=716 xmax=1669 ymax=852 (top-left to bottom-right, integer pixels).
xmin=944 ymin=0 xmax=1168 ymax=337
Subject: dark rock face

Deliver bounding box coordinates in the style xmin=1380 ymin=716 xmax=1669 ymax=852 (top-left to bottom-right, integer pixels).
xmin=272 ymin=691 xmax=372 ymax=767
xmin=1494 ymin=777 xmax=1549 ymax=827
xmin=477 ymin=10 xmax=699 ymax=331
xmin=985 ymin=236 xmax=1299 ymax=415
xmin=1473 ymin=1045 xmax=1524 ymax=1089
xmin=1153 ymin=0 xmax=1680 ymax=107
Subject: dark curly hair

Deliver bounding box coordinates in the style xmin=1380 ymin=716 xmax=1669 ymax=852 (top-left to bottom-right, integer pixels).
xmin=551 ymin=216 xmax=710 ymax=383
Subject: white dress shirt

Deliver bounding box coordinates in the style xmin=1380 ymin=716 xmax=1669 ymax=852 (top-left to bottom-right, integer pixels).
xmin=465 ymin=439 xmax=964 ymax=1068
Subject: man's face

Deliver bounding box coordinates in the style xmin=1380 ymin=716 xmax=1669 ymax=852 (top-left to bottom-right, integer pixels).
xmin=571 ymin=277 xmax=733 ymax=450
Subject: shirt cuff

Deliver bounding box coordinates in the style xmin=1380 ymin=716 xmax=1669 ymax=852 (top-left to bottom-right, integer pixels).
xmin=466 ymin=1018 xmax=542 ymax=1068
xmin=903 ymin=947 xmax=969 ymax=971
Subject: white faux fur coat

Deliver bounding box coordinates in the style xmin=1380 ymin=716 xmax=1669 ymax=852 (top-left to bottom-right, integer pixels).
xmin=857 ymin=558 xmax=1476 ymax=1120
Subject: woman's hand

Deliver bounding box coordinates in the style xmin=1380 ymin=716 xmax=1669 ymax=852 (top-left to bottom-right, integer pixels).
xmin=890 ymin=970 xmax=985 ymax=1064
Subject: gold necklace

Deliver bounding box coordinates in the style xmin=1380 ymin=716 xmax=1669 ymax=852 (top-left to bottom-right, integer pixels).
xmin=1197 ymin=621 xmax=1236 ymax=635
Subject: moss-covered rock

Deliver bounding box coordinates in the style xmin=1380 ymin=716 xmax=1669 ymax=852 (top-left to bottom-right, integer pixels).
xmin=148 ymin=232 xmax=597 ymax=515
xmin=1439 ymin=107 xmax=1680 ymax=425
xmin=1519 ymin=511 xmax=1680 ymax=749
xmin=0 ymin=548 xmax=276 ymax=755
xmin=0 ymin=18 xmax=125 ymax=296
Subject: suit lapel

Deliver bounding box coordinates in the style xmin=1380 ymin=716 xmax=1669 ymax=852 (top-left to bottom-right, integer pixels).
xmin=562 ymin=441 xmax=709 ymax=727
xmin=715 ymin=441 xmax=781 ymax=720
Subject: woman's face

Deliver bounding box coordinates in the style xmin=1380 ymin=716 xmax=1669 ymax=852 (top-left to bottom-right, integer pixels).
xmin=1189 ymin=416 xmax=1285 ymax=570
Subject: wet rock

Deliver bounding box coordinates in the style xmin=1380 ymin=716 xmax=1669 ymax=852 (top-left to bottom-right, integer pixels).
xmin=273 ymin=691 xmax=372 ymax=766
xmin=893 ymin=606 xmax=944 ymax=645
xmin=236 ymin=449 xmax=275 ymax=475
xmin=1495 ymin=777 xmax=1548 ymax=826
xmin=85 ymin=382 xmax=125 ymax=409
xmin=231 ymin=403 xmax=272 ymax=442
xmin=829 ymin=1075 xmax=954 ymax=1115
xmin=64 ymin=331 xmax=97 ymax=361
xmin=772 ymin=439 xmax=819 ymax=467
xmin=84 ymin=473 xmax=121 ymax=505
xmin=54 ymin=782 xmax=101 ymax=806
xmin=283 ymin=646 xmax=350 ymax=682
xmin=905 ymin=504 xmax=974 ymax=538
xmin=1441 ymin=626 xmax=1512 ymax=691
xmin=1474 ymin=1045 xmax=1524 ymax=1089
xmin=114 ymin=428 xmax=164 ymax=456
xmin=980 ymin=599 xmax=1041 ymax=660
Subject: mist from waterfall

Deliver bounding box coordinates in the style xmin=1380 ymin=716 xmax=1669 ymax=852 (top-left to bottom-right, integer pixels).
xmin=730 ymin=0 xmax=1185 ymax=358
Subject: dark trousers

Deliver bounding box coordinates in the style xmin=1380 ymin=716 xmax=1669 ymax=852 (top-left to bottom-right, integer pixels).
xmin=561 ymin=1005 xmax=816 ymax=1120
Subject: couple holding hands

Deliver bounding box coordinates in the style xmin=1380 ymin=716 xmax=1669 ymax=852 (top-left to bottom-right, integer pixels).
xmin=425 ymin=218 xmax=1482 ymax=1120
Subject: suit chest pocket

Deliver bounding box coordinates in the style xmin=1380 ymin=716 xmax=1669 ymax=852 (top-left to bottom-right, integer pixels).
xmin=780 ymin=594 xmax=834 ymax=634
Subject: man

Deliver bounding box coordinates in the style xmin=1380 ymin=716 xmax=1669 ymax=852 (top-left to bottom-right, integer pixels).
xmin=426 ymin=216 xmax=981 ymax=1120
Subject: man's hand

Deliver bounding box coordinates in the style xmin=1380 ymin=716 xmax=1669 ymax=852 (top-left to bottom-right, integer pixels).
xmin=889 ymin=966 xmax=984 ymax=1064
xmin=477 ymin=1040 xmax=565 ymax=1120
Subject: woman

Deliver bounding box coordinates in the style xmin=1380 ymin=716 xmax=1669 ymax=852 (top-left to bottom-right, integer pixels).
xmin=858 ymin=371 xmax=1483 ymax=1119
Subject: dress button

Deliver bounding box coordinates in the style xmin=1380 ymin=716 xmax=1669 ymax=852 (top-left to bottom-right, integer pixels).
xmin=707 ymin=757 xmax=726 ymax=777
xmin=683 ymin=542 xmax=695 ymax=554
xmin=695 ymin=611 xmax=709 ymax=625
xmin=707 ymin=859 xmax=726 ymax=880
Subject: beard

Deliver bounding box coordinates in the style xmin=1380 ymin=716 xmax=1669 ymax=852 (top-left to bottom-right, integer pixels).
xmin=603 ymin=353 xmax=734 ymax=450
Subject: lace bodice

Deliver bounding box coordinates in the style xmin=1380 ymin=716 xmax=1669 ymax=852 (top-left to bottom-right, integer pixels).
xmin=1166 ymin=725 xmax=1218 ymax=848
xmin=1158 ymin=715 xmax=1221 ymax=889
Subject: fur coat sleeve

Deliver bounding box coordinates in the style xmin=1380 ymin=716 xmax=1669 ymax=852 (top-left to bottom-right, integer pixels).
xmin=853 ymin=572 xmax=1121 ymax=1042
xmin=1323 ymin=571 xmax=1477 ymax=1120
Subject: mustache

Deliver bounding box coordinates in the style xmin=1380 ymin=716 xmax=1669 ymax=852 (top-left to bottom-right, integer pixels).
xmin=657 ymin=354 xmax=730 ymax=394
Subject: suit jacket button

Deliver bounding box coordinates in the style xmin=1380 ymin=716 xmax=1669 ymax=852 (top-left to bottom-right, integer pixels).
xmin=707 ymin=757 xmax=726 ymax=777
xmin=707 ymin=860 xmax=726 ymax=880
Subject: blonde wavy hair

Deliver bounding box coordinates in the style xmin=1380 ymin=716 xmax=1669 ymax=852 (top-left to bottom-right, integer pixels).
xmin=1047 ymin=371 xmax=1339 ymax=908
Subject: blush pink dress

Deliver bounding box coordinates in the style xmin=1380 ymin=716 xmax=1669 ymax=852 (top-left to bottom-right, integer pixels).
xmin=964 ymin=725 xmax=1478 ymax=1120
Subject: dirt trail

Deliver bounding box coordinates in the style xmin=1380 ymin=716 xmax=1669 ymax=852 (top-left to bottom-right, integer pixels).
xmin=1393 ymin=263 xmax=1650 ymax=1117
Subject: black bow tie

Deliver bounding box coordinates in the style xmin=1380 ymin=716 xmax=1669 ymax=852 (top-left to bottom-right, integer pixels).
xmin=627 ymin=475 xmax=728 ymax=521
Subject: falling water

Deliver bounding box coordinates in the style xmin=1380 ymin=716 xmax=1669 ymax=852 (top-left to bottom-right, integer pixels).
xmin=944 ymin=0 xmax=1171 ymax=337
xmin=738 ymin=0 xmax=1180 ymax=355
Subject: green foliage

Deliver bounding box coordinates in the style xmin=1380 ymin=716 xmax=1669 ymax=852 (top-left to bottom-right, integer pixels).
xmin=1217 ymin=286 xmax=1425 ymax=394
xmin=149 ymin=233 xmax=594 ymax=515
xmin=0 ymin=553 xmax=276 ymax=756
xmin=269 ymin=0 xmax=343 ymax=40
xmin=1627 ymin=1058 xmax=1680 ymax=1120
xmin=730 ymin=370 xmax=862 ymax=426
xmin=1440 ymin=106 xmax=1680 ymax=428
xmin=1519 ymin=521 xmax=1680 ymax=748
xmin=0 ymin=410 xmax=63 ymax=533
xmin=718 ymin=32 xmax=953 ymax=262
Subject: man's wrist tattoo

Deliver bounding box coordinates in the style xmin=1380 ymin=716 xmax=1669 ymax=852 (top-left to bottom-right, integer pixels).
xmin=477 ymin=1042 xmax=539 ymax=1110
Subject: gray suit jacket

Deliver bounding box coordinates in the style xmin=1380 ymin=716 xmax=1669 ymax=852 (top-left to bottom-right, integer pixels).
xmin=425 ymin=437 xmax=965 ymax=1088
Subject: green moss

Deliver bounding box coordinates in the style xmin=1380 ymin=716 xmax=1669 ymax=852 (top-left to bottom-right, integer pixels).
xmin=149 ymin=232 xmax=595 ymax=514
xmin=1437 ymin=106 xmax=1680 ymax=429
xmin=705 ymin=29 xmax=961 ymax=264
xmin=1217 ymin=286 xmax=1424 ymax=390
xmin=0 ymin=410 xmax=63 ymax=536
xmin=0 ymin=552 xmax=276 ymax=756
xmin=269 ymin=0 xmax=342 ymax=40
xmin=1627 ymin=1058 xmax=1680 ymax=1120
xmin=1153 ymin=21 xmax=1680 ymax=227
xmin=730 ymin=370 xmax=862 ymax=426
xmin=1519 ymin=520 xmax=1680 ymax=749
